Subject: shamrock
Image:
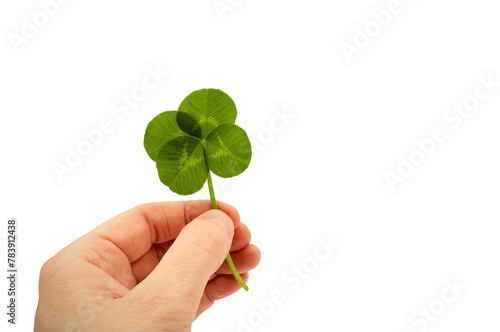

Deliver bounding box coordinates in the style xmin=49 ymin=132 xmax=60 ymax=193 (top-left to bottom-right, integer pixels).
xmin=143 ymin=88 xmax=252 ymax=290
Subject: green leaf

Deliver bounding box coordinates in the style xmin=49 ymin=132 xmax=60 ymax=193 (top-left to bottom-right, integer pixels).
xmin=156 ymin=136 xmax=208 ymax=195
xmin=144 ymin=111 xmax=188 ymax=161
xmin=205 ymin=124 xmax=252 ymax=178
xmin=177 ymin=89 xmax=237 ymax=138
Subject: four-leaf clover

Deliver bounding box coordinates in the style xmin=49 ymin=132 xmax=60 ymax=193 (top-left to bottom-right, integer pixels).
xmin=144 ymin=88 xmax=253 ymax=291
xmin=144 ymin=89 xmax=252 ymax=195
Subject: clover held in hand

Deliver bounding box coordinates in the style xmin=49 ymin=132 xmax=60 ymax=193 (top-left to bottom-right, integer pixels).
xmin=144 ymin=88 xmax=252 ymax=291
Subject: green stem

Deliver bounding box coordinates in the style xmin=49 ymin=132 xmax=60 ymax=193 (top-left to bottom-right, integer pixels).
xmin=207 ymin=171 xmax=218 ymax=210
xmin=207 ymin=171 xmax=249 ymax=292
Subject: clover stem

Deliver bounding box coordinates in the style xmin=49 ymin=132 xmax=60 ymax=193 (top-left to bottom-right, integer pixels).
xmin=207 ymin=171 xmax=218 ymax=210
xmin=207 ymin=171 xmax=249 ymax=292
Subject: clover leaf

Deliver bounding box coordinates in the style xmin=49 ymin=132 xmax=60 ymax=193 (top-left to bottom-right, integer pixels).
xmin=177 ymin=88 xmax=237 ymax=138
xmin=206 ymin=124 xmax=252 ymax=178
xmin=143 ymin=88 xmax=252 ymax=291
xmin=156 ymin=136 xmax=208 ymax=195
xmin=144 ymin=111 xmax=188 ymax=161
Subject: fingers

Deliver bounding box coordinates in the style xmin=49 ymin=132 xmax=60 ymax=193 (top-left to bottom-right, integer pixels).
xmin=125 ymin=209 xmax=236 ymax=318
xmin=200 ymin=244 xmax=260 ymax=317
xmin=131 ymin=221 xmax=252 ymax=283
xmin=129 ymin=245 xmax=165 ymax=283
xmin=228 ymin=222 xmax=252 ymax=252
xmin=215 ymin=244 xmax=261 ymax=275
xmin=85 ymin=200 xmax=240 ymax=263
xmin=196 ymin=273 xmax=250 ymax=318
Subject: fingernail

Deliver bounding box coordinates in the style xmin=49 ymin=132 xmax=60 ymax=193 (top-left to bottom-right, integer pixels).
xmin=201 ymin=210 xmax=234 ymax=236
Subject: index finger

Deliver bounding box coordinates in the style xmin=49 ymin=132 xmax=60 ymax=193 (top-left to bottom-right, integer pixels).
xmin=85 ymin=200 xmax=240 ymax=263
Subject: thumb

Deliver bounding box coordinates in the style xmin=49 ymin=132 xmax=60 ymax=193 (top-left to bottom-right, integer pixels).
xmin=127 ymin=209 xmax=235 ymax=318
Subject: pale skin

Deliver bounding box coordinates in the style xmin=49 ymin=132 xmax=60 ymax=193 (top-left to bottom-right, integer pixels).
xmin=34 ymin=200 xmax=261 ymax=331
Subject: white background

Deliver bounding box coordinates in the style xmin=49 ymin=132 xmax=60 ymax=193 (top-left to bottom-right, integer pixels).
xmin=1 ymin=0 xmax=500 ymax=331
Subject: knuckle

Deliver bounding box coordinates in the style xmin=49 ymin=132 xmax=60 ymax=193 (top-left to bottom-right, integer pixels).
xmin=40 ymin=257 xmax=56 ymax=278
xmin=38 ymin=256 xmax=62 ymax=288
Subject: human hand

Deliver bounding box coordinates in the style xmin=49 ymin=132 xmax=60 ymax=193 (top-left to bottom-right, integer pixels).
xmin=34 ymin=200 xmax=261 ymax=331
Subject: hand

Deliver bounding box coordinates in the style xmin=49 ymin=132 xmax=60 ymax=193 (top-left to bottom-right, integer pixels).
xmin=34 ymin=200 xmax=261 ymax=331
